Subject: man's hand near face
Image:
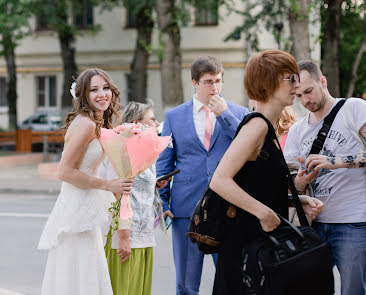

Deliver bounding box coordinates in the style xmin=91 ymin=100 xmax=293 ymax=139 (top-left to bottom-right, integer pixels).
xmin=208 ymin=95 xmax=227 ymax=116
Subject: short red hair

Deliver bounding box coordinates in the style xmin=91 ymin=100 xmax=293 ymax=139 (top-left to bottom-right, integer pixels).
xmin=244 ymin=50 xmax=299 ymax=102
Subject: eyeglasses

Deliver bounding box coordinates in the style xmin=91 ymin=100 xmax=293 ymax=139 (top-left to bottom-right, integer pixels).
xmin=198 ymin=79 xmax=224 ymax=87
xmin=141 ymin=116 xmax=158 ymax=122
xmin=283 ymin=74 xmax=300 ymax=85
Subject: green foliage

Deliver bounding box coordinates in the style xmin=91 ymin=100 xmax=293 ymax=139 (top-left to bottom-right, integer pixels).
xmin=0 ymin=0 xmax=32 ymax=53
xmin=223 ymin=0 xmax=290 ymax=50
xmin=106 ymin=196 xmax=122 ymax=238
xmin=338 ymin=0 xmax=366 ymax=96
xmin=31 ymin=0 xmax=102 ymax=36
xmin=99 ymin=0 xmax=155 ymax=22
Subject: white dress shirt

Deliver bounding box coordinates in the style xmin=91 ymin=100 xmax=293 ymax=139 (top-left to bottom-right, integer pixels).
xmin=193 ymin=95 xmax=216 ymax=145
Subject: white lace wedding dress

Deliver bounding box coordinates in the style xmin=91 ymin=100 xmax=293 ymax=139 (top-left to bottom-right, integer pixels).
xmin=38 ymin=139 xmax=115 ymax=295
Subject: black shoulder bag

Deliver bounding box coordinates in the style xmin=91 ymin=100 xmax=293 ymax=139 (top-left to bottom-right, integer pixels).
xmin=239 ymin=105 xmax=351 ymax=295
xmin=186 ymin=113 xmax=259 ymax=254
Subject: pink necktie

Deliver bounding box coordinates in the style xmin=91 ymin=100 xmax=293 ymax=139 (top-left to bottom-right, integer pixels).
xmin=202 ymin=106 xmax=212 ymax=151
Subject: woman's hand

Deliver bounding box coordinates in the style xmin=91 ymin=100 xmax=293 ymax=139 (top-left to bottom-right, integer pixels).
xmin=258 ymin=207 xmax=281 ymax=232
xmin=156 ymin=177 xmax=171 ymax=189
xmin=163 ymin=210 xmax=174 ymax=219
xmin=299 ymin=195 xmax=324 ymax=219
xmin=117 ymin=229 xmax=131 ymax=263
xmin=107 ymin=178 xmax=133 ymax=194
xmin=294 ymin=157 xmax=319 ymax=193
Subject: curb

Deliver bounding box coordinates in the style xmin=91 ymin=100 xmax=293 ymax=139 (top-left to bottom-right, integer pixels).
xmin=0 ymin=188 xmax=59 ymax=195
xmin=0 ymin=153 xmax=43 ymax=167
xmin=0 ymin=289 xmax=27 ymax=295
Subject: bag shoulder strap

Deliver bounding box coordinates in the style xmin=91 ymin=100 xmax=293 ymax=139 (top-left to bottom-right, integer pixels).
xmin=235 ymin=112 xmax=277 ymax=139
xmin=309 ymin=99 xmax=346 ymax=155
xmin=240 ymin=112 xmax=309 ymax=226
xmin=273 ymin=133 xmax=309 ymax=226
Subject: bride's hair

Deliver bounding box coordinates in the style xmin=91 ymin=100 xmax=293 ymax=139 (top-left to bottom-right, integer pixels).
xmin=63 ymin=68 xmax=123 ymax=137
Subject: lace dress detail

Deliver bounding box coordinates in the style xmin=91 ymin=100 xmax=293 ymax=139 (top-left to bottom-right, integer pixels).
xmin=39 ymin=139 xmax=115 ymax=295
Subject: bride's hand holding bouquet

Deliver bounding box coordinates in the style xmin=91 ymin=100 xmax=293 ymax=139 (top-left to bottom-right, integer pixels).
xmin=100 ymin=122 xmax=171 ymax=236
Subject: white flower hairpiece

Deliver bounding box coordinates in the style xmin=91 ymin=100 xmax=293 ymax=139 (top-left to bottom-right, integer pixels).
xmin=70 ymin=82 xmax=76 ymax=100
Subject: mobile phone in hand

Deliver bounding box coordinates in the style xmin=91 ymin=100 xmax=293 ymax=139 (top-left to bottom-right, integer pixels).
xmin=165 ymin=215 xmax=173 ymax=230
xmin=157 ymin=169 xmax=180 ymax=182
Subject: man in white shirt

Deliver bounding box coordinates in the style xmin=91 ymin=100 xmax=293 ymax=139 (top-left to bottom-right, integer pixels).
xmin=156 ymin=56 xmax=249 ymax=295
xmin=284 ymin=60 xmax=366 ymax=295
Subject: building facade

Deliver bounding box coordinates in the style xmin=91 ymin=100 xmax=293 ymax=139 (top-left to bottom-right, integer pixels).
xmin=0 ymin=2 xmax=320 ymax=129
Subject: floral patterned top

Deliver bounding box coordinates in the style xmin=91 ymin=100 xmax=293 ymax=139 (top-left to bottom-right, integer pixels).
xmin=99 ymin=159 xmax=157 ymax=249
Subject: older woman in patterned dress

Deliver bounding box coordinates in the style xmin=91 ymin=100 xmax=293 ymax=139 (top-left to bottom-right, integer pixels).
xmin=99 ymin=100 xmax=170 ymax=295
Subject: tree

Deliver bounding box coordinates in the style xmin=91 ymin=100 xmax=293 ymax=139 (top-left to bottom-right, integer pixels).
xmin=0 ymin=0 xmax=31 ymax=130
xmin=155 ymin=0 xmax=184 ymax=107
xmin=338 ymin=0 xmax=366 ymax=98
xmin=224 ymin=0 xmax=312 ymax=116
xmin=224 ymin=0 xmax=313 ymax=61
xmin=289 ymin=0 xmax=311 ymax=61
xmin=100 ymin=0 xmax=154 ymax=102
xmin=32 ymin=0 xmax=99 ymax=111
xmin=126 ymin=1 xmax=154 ymax=102
xmin=320 ymin=0 xmax=342 ymax=98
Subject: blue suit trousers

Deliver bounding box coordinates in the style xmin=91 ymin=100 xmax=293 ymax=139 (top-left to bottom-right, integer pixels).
xmin=172 ymin=218 xmax=217 ymax=295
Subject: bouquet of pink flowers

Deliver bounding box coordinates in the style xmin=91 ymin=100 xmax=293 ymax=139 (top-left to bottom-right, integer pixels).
xmin=100 ymin=123 xmax=171 ymax=235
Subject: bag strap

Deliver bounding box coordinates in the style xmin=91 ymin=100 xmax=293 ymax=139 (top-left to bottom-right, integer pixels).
xmin=240 ymin=112 xmax=309 ymax=226
xmin=308 ymin=99 xmax=346 ymax=155
xmin=275 ymin=132 xmax=309 ymax=227
xmin=285 ymin=164 xmax=309 ymax=226
xmin=284 ymin=99 xmax=347 ymax=226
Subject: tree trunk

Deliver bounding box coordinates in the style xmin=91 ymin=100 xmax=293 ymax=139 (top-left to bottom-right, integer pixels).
xmin=289 ymin=0 xmax=311 ymax=61
xmin=346 ymin=36 xmax=366 ymax=98
xmin=56 ymin=1 xmax=77 ymax=112
xmin=129 ymin=5 xmax=154 ymax=102
xmin=321 ymin=0 xmax=342 ymax=98
xmin=59 ymin=31 xmax=77 ymax=110
xmin=3 ymin=35 xmax=17 ymax=131
xmin=155 ymin=0 xmax=184 ymax=107
xmin=289 ymin=0 xmax=311 ymax=118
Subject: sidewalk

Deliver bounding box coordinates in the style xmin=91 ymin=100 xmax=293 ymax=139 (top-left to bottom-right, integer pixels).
xmin=0 ymin=153 xmax=61 ymax=195
xmin=0 ymin=289 xmax=27 ymax=295
xmin=0 ymin=154 xmax=58 ymax=295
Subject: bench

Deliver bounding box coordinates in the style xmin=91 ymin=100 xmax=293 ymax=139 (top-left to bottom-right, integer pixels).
xmin=0 ymin=130 xmax=65 ymax=159
xmin=0 ymin=131 xmax=16 ymax=147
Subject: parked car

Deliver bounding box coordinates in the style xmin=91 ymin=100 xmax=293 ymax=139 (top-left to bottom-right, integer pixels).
xmin=19 ymin=111 xmax=63 ymax=131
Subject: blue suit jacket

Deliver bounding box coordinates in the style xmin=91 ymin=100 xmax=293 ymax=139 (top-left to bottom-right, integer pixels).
xmin=156 ymin=99 xmax=249 ymax=217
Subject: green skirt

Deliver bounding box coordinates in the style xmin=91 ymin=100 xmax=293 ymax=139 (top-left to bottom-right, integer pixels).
xmin=105 ymin=235 xmax=153 ymax=295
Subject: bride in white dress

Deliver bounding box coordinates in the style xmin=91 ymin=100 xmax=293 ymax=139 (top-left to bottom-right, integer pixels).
xmin=38 ymin=68 xmax=133 ymax=295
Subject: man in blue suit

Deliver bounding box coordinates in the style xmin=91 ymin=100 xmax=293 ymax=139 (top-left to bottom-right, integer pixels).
xmin=156 ymin=56 xmax=249 ymax=295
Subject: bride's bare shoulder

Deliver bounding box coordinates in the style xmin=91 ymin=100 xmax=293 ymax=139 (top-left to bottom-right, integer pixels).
xmin=65 ymin=115 xmax=96 ymax=142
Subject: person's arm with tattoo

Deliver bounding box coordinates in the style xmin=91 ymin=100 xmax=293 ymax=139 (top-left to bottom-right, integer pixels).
xmin=304 ymin=123 xmax=366 ymax=171
xmin=304 ymin=153 xmax=366 ymax=170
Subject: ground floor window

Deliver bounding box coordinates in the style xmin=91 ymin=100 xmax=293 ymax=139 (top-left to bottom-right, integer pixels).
xmin=0 ymin=77 xmax=7 ymax=107
xmin=36 ymin=76 xmax=56 ymax=108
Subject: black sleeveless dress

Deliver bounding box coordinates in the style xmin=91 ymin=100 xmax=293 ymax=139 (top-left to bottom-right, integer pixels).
xmin=212 ymin=113 xmax=289 ymax=295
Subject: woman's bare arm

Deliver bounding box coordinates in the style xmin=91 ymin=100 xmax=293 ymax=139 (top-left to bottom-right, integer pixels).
xmin=210 ymin=117 xmax=280 ymax=232
xmin=58 ymin=116 xmax=127 ymax=193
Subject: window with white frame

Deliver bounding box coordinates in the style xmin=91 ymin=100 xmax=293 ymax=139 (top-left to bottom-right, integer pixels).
xmin=0 ymin=78 xmax=7 ymax=107
xmin=36 ymin=76 xmax=57 ymax=108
